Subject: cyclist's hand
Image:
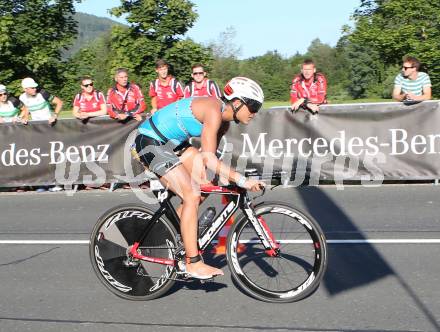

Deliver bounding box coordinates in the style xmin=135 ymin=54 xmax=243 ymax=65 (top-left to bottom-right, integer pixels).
xmin=245 ymin=179 xmax=265 ymax=192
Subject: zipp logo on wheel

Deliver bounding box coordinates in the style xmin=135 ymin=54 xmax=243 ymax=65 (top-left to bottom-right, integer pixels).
xmin=95 ymin=246 xmax=132 ymax=293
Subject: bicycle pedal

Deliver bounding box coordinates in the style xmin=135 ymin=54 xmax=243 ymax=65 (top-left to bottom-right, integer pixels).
xmin=174 ymin=271 xmax=213 ymax=282
xmin=199 ymin=277 xmax=214 ymax=284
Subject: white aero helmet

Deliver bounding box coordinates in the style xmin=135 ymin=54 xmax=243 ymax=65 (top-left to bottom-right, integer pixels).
xmin=223 ymin=77 xmax=264 ymax=114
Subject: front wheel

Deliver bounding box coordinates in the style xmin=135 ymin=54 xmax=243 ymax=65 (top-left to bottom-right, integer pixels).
xmin=226 ymin=202 xmax=327 ymax=302
xmin=89 ymin=204 xmax=179 ymax=301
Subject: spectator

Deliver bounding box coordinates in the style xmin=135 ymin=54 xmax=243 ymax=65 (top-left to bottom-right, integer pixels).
xmin=19 ymin=77 xmax=63 ymax=192
xmin=107 ymin=68 xmax=146 ymax=122
xmin=290 ymin=59 xmax=327 ymax=114
xmin=184 ymin=64 xmax=222 ymax=99
xmin=393 ymin=56 xmax=432 ymax=102
xmin=149 ymin=59 xmax=184 ymax=114
xmin=72 ymin=76 xmax=107 ymax=120
xmin=19 ymin=77 xmax=63 ymax=124
xmin=0 ymin=84 xmax=28 ymax=124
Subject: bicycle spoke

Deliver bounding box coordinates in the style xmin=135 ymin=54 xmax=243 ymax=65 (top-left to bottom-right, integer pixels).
xmin=227 ymin=203 xmax=327 ymax=302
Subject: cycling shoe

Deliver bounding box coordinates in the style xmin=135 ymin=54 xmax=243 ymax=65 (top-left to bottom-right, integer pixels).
xmin=185 ymin=270 xmax=221 ymax=280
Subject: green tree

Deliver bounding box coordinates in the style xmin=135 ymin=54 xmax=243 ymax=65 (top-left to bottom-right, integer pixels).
xmin=108 ymin=0 xmax=212 ymax=87
xmin=60 ymin=32 xmax=114 ymax=103
xmin=206 ymin=27 xmax=241 ymax=88
xmin=241 ymin=51 xmax=295 ymax=101
xmin=0 ymin=0 xmax=78 ymax=95
xmin=345 ymin=39 xmax=386 ymax=99
xmin=306 ymin=39 xmax=338 ymax=81
xmin=165 ymin=39 xmax=213 ymax=85
xmin=348 ymin=0 xmax=440 ymax=97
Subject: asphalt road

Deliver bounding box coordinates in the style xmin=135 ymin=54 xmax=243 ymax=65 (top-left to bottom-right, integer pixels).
xmin=0 ymin=184 xmax=439 ymax=332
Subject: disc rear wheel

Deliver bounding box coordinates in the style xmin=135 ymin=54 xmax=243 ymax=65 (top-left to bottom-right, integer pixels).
xmin=89 ymin=204 xmax=178 ymax=300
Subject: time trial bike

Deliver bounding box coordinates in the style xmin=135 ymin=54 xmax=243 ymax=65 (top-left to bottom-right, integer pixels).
xmin=89 ymin=170 xmax=328 ymax=303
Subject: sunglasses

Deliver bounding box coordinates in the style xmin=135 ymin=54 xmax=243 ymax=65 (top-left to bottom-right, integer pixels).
xmin=192 ymin=72 xmax=204 ymax=75
xmin=402 ymin=66 xmax=414 ymax=70
xmin=243 ymin=98 xmax=262 ymax=114
xmin=82 ymin=82 xmax=94 ymax=87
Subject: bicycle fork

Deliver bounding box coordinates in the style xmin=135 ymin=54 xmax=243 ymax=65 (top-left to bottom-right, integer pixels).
xmin=241 ymin=198 xmax=280 ymax=257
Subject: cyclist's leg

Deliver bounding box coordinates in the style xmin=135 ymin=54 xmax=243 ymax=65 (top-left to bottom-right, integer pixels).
xmin=160 ymin=165 xmax=223 ymax=278
xmin=174 ymin=146 xmax=208 ymax=218
xmin=179 ymin=146 xmax=209 ymax=184
xmin=135 ymin=134 xmax=223 ymax=278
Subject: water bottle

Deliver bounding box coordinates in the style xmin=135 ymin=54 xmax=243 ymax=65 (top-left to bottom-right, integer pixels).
xmin=198 ymin=207 xmax=216 ymax=233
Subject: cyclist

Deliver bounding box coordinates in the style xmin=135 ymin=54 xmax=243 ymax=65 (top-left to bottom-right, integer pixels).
xmin=134 ymin=77 xmax=265 ymax=279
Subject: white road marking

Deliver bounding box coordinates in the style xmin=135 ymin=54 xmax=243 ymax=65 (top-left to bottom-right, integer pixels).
xmin=239 ymin=239 xmax=440 ymax=244
xmin=0 ymin=239 xmax=440 ymax=244
xmin=327 ymin=239 xmax=440 ymax=244
xmin=0 ymin=240 xmax=89 ymax=244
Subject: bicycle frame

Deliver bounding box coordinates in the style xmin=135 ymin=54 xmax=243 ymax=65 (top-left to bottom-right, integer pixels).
xmin=128 ymin=181 xmax=280 ymax=266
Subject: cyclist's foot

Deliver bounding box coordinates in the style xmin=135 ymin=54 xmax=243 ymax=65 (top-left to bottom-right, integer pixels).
xmin=185 ymin=261 xmax=224 ymax=280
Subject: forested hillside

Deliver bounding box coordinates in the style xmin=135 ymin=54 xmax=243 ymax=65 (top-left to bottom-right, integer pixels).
xmin=63 ymin=12 xmax=123 ymax=58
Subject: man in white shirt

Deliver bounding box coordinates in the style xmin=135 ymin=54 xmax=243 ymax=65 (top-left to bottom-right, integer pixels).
xmin=19 ymin=77 xmax=63 ymax=124
xmin=0 ymin=84 xmax=28 ymax=124
xmin=19 ymin=78 xmax=64 ymax=192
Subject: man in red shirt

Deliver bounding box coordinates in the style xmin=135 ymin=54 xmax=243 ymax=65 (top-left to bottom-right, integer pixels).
xmin=183 ymin=64 xmax=222 ymax=99
xmin=107 ymin=68 xmax=146 ymax=121
xmin=290 ymin=59 xmax=327 ymax=114
xmin=73 ymin=76 xmax=107 ymax=120
xmin=149 ymin=59 xmax=184 ymax=114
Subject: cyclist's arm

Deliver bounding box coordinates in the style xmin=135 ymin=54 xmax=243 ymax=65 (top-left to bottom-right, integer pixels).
xmin=200 ymin=105 xmax=263 ymax=190
xmin=200 ymin=111 xmax=239 ymax=182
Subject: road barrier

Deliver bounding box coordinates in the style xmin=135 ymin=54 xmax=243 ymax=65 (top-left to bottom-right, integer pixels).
xmin=1 ymin=100 xmax=439 ymax=187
